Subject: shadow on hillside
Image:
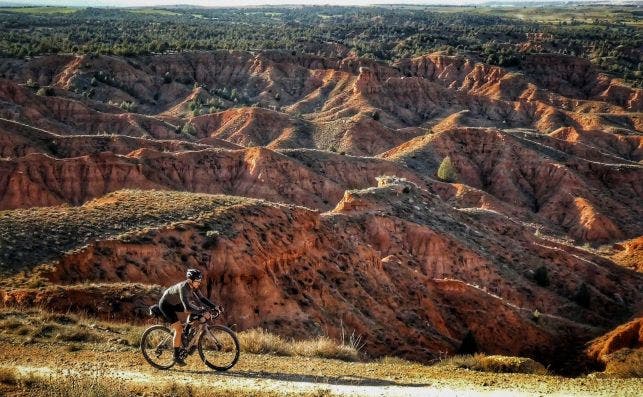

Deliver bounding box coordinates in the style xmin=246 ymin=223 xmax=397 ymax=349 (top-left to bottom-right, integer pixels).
xmin=178 ymin=368 xmax=431 ymax=388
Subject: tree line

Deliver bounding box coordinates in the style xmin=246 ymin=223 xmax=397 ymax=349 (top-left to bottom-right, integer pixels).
xmin=0 ymin=6 xmax=640 ymax=86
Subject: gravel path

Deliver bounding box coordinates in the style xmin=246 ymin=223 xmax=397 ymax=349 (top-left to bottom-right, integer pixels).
xmin=2 ymin=341 xmax=641 ymax=397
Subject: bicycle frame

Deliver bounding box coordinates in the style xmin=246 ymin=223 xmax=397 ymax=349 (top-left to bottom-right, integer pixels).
xmin=181 ymin=309 xmax=223 ymax=351
xmin=150 ymin=310 xmax=218 ymax=353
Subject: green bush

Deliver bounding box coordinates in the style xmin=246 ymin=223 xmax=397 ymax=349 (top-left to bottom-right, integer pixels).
xmin=437 ymin=156 xmax=458 ymax=183
xmin=119 ymin=101 xmax=136 ymax=112
xmin=180 ymin=123 xmax=196 ymax=136
xmin=36 ymin=86 xmax=55 ymax=96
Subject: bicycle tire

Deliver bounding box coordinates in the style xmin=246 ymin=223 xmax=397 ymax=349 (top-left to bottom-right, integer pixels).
xmin=140 ymin=324 xmax=175 ymax=370
xmin=197 ymin=324 xmax=240 ymax=371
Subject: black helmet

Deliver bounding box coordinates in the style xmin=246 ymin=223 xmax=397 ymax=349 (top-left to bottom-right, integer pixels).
xmin=186 ymin=268 xmax=203 ymax=281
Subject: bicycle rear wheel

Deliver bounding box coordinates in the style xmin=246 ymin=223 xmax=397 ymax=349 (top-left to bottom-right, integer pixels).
xmin=198 ymin=325 xmax=240 ymax=371
xmin=141 ymin=325 xmax=175 ymax=370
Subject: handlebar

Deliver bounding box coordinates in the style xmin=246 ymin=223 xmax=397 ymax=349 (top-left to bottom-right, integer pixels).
xmin=189 ymin=306 xmax=223 ymax=323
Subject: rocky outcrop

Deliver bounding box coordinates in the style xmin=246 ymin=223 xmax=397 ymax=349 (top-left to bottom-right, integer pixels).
xmin=612 ymin=237 xmax=643 ymax=272
xmin=586 ymin=318 xmax=643 ymax=365
xmin=190 ymin=107 xmax=314 ymax=149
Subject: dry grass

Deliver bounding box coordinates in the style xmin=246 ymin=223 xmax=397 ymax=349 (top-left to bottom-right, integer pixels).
xmin=0 ymin=307 xmax=142 ymax=347
xmin=0 ymin=367 xmax=336 ymax=397
xmin=42 ymin=312 xmax=80 ymax=325
xmin=237 ymin=328 xmax=359 ymax=361
xmin=0 ymin=318 xmax=22 ymax=330
xmin=238 ymin=328 xmax=292 ymax=356
xmin=376 ymin=356 xmax=416 ymax=366
xmin=1 ymin=308 xmax=357 ymax=362
xmin=0 ymin=189 xmax=250 ymax=276
xmin=55 ymin=328 xmax=102 ymax=343
xmin=437 ymin=354 xmax=548 ymax=375
xmin=603 ymin=348 xmax=643 ymax=378
xmin=291 ymin=336 xmax=359 ymax=361
xmin=0 ymin=367 xmax=18 ymax=385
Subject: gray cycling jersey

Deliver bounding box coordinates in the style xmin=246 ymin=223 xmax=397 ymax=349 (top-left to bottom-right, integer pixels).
xmin=159 ymin=280 xmax=215 ymax=312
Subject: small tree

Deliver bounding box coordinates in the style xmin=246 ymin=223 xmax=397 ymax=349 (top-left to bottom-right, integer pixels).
xmin=25 ymin=78 xmax=39 ymax=90
xmin=181 ymin=122 xmax=196 ymax=136
xmin=36 ymin=87 xmax=54 ymax=97
xmin=457 ymin=330 xmax=478 ymax=355
xmin=534 ymin=266 xmax=550 ymax=287
xmin=437 ymin=156 xmax=458 ymax=183
xmin=119 ymin=101 xmax=136 ymax=113
xmin=574 ymin=282 xmax=591 ymax=308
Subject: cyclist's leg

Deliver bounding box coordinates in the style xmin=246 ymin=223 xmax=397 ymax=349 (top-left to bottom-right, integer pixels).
xmin=160 ymin=301 xmax=187 ymax=365
xmin=170 ymin=321 xmax=182 ymax=347
xmin=162 ymin=303 xmax=182 ymax=346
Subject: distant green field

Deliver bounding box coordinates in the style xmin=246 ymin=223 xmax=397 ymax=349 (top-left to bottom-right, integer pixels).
xmin=126 ymin=8 xmax=181 ymax=16
xmin=422 ymin=5 xmax=640 ymax=24
xmin=0 ymin=6 xmax=80 ymax=14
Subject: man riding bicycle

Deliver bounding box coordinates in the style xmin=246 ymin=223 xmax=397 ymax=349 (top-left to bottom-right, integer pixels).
xmin=159 ymin=268 xmax=218 ymax=366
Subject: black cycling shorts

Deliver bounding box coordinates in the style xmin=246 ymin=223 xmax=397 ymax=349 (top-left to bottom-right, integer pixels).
xmin=159 ymin=300 xmax=183 ymax=324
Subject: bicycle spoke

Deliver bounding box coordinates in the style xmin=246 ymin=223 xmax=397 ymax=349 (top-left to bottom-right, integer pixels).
xmin=198 ymin=326 xmax=239 ymax=371
xmin=141 ymin=326 xmax=175 ymax=370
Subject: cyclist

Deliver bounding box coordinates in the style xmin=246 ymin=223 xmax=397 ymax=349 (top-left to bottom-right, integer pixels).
xmin=159 ymin=268 xmax=218 ymax=366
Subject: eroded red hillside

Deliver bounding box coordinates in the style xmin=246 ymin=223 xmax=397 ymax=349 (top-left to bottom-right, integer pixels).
xmin=0 ymin=50 xmax=641 ymax=374
xmin=1 ymin=181 xmax=641 ymax=373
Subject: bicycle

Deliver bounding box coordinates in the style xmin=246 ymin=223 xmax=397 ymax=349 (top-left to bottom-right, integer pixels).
xmin=140 ymin=306 xmax=240 ymax=371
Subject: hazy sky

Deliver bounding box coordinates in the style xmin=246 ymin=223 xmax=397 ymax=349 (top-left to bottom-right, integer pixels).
xmin=5 ymin=0 xmax=562 ymax=6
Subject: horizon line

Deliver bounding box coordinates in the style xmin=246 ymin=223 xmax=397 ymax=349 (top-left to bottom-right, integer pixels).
xmin=0 ymin=0 xmax=621 ymax=8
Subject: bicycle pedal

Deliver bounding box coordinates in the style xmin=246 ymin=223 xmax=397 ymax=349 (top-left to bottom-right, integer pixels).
xmin=188 ymin=346 xmax=198 ymax=355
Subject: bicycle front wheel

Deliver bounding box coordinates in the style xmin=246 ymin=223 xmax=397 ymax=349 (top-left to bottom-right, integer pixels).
xmin=140 ymin=325 xmax=175 ymax=370
xmin=198 ymin=325 xmax=240 ymax=371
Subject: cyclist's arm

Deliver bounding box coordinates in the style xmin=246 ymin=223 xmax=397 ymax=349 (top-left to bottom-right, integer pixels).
xmin=179 ymin=282 xmax=202 ymax=312
xmin=195 ymin=290 xmax=217 ymax=309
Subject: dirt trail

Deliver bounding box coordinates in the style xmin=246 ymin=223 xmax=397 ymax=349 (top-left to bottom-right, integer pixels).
xmin=6 ymin=364 xmax=583 ymax=397
xmin=1 ymin=339 xmax=641 ymax=397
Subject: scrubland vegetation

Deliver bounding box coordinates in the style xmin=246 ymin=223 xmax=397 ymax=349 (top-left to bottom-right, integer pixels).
xmin=0 ymin=5 xmax=640 ymax=86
